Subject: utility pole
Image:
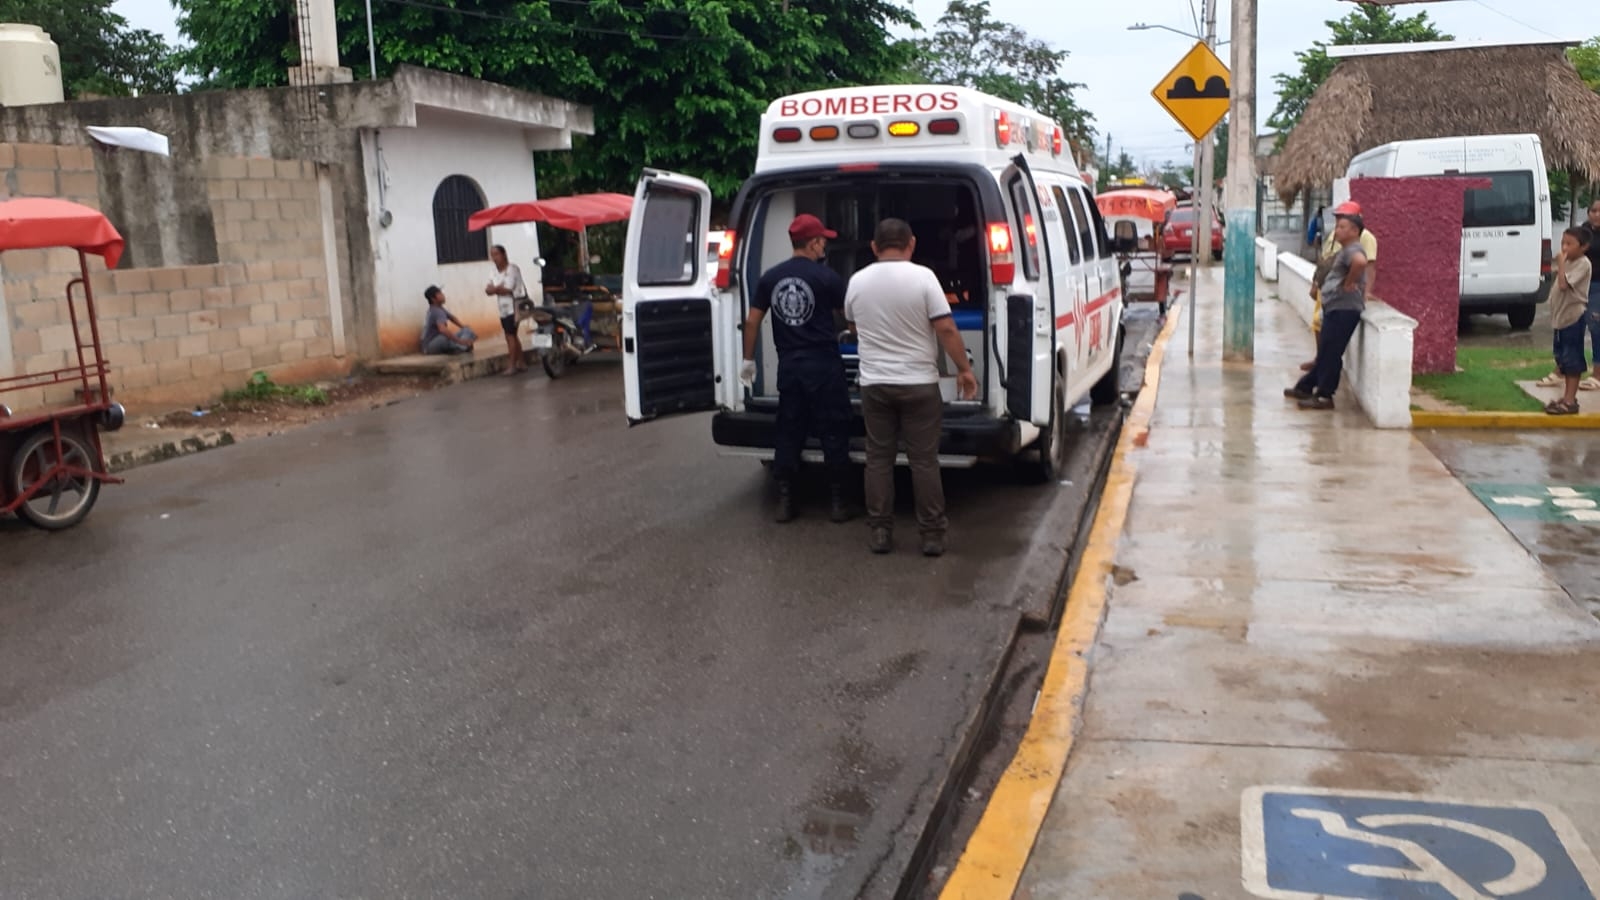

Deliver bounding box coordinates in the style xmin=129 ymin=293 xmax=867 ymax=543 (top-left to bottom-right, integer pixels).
xmin=1222 ymin=0 xmax=1257 ymax=359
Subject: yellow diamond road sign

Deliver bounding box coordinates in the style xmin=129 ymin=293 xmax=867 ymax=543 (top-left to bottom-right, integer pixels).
xmin=1152 ymin=41 xmax=1231 ymax=141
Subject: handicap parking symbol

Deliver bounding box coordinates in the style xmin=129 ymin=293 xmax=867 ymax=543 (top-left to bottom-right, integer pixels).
xmin=1241 ymin=787 xmax=1600 ymax=899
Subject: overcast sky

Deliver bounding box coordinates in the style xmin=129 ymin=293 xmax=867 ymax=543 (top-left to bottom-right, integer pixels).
xmin=114 ymin=0 xmax=1579 ymax=168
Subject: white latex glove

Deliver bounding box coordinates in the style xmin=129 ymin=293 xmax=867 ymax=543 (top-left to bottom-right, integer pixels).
xmin=740 ymin=359 xmax=757 ymax=389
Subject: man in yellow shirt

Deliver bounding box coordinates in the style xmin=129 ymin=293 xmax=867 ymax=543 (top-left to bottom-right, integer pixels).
xmin=1306 ymin=201 xmax=1378 ymax=371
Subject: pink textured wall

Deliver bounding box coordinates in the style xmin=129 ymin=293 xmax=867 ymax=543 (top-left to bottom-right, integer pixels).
xmin=1349 ymin=177 xmax=1489 ymax=374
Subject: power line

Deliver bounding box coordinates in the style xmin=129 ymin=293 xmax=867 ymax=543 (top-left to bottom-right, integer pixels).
xmin=1467 ymin=0 xmax=1563 ymax=40
xmin=374 ymin=0 xmax=704 ymax=41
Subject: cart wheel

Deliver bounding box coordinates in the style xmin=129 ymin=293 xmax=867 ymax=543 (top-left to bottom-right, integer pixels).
xmin=9 ymin=427 xmax=101 ymax=531
xmin=542 ymin=332 xmax=569 ymax=379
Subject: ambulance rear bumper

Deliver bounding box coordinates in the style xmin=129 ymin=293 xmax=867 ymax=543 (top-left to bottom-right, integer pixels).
xmin=710 ymin=409 xmax=1020 ymax=466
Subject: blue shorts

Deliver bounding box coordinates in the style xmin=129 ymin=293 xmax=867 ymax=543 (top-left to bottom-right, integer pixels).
xmin=1554 ymin=319 xmax=1587 ymax=376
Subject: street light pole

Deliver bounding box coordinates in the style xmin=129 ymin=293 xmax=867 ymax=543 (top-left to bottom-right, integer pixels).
xmin=1222 ymin=0 xmax=1257 ymax=359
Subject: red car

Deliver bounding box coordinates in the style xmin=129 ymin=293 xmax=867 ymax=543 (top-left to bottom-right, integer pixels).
xmin=1161 ymin=204 xmax=1223 ymax=262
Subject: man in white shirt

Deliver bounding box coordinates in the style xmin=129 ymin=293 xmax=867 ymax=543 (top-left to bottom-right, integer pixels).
xmin=846 ymin=218 xmax=978 ymax=557
xmin=485 ymin=244 xmax=529 ymax=375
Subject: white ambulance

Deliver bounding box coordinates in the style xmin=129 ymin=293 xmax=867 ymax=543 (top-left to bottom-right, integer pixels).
xmin=619 ymin=85 xmax=1130 ymax=477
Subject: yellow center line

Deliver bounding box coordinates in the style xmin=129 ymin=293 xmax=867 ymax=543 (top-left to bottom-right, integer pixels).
xmin=938 ymin=298 xmax=1184 ymax=899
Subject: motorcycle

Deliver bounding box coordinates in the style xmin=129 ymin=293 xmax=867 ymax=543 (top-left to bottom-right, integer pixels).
xmin=513 ymin=258 xmax=596 ymax=380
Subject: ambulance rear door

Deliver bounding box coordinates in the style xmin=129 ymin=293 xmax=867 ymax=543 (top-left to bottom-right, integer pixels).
xmin=1002 ymin=154 xmax=1055 ymax=428
xmin=621 ymin=169 xmax=725 ymax=424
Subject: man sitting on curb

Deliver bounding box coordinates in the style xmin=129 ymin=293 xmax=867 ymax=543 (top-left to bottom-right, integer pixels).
xmin=421 ymin=285 xmax=477 ymax=354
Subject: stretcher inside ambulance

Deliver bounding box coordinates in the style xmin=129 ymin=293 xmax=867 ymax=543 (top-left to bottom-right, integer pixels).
xmin=620 ymin=85 xmax=1131 ymax=476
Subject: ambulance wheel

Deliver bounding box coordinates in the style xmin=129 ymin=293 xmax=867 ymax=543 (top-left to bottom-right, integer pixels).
xmin=1507 ymin=306 xmax=1536 ymax=331
xmin=9 ymin=427 xmax=100 ymax=531
xmin=1031 ymin=379 xmax=1069 ymax=482
xmin=1090 ymin=328 xmax=1124 ymax=406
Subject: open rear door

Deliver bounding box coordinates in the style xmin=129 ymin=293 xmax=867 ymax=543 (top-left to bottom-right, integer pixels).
xmin=1005 ymin=154 xmax=1056 ymax=427
xmin=622 ymin=170 xmax=718 ymax=424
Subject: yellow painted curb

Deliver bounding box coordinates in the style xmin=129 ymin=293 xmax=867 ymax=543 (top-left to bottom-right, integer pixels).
xmin=938 ymin=300 xmax=1183 ymax=900
xmin=1411 ymin=410 xmax=1600 ymax=430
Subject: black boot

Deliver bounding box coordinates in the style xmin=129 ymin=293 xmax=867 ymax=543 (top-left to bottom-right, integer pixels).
xmin=828 ymin=481 xmax=853 ymax=523
xmin=775 ymin=479 xmax=796 ymax=523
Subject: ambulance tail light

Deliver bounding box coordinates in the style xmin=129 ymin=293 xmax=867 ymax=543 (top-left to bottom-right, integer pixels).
xmin=715 ymin=231 xmax=737 ymax=289
xmin=1541 ymin=238 xmax=1552 ymax=277
xmin=887 ymin=121 xmax=920 ymax=137
xmin=928 ymin=118 xmax=961 ymax=136
xmin=773 ymin=127 xmax=802 ymax=143
xmin=988 ymin=223 xmax=1016 ymax=285
xmin=994 ymin=111 xmax=1012 ymax=149
xmin=809 ymin=125 xmax=840 ymax=141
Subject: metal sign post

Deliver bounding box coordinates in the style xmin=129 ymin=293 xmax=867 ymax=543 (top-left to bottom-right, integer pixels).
xmin=1150 ymin=24 xmax=1228 ymax=358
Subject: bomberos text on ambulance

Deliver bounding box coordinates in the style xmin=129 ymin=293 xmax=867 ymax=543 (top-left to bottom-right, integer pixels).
xmin=777 ymin=90 xmax=961 ymax=119
xmin=617 ymin=84 xmax=1135 ymax=479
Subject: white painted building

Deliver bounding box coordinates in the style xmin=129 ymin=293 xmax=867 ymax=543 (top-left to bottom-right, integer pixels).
xmin=356 ymin=82 xmax=591 ymax=355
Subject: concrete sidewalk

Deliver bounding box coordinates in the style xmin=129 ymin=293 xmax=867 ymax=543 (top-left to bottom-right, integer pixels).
xmin=1015 ymin=274 xmax=1600 ymax=897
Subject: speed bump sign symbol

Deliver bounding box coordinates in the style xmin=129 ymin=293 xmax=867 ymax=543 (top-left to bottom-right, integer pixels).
xmin=1152 ymin=41 xmax=1231 ymax=141
xmin=1241 ymin=787 xmax=1600 ymax=899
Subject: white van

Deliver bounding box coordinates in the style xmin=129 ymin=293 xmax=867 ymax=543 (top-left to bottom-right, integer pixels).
xmin=1341 ymin=133 xmax=1553 ymax=329
xmin=620 ymin=86 xmax=1129 ymax=478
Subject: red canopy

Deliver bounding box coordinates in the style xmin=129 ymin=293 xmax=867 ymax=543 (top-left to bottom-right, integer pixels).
xmin=0 ymin=198 xmax=125 ymax=268
xmin=469 ymin=193 xmax=634 ymax=233
xmin=1095 ymin=188 xmax=1178 ymax=223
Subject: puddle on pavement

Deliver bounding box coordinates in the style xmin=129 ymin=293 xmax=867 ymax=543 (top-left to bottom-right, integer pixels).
xmin=779 ymin=735 xmax=900 ymax=900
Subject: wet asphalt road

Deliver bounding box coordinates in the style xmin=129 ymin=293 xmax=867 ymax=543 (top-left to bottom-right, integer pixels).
xmin=0 ymin=312 xmax=1155 ymax=899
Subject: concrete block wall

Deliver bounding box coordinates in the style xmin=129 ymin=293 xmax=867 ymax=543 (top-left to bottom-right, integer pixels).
xmin=2 ymin=143 xmax=350 ymax=413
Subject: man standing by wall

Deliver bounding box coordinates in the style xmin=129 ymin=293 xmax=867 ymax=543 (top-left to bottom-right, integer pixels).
xmin=1288 ymin=209 xmax=1368 ymax=410
xmin=486 ymin=244 xmax=530 ymax=376
xmin=1304 ymin=201 xmax=1377 ymax=372
xmin=742 ymin=215 xmax=852 ymax=524
xmin=846 ymin=219 xmax=978 ymax=557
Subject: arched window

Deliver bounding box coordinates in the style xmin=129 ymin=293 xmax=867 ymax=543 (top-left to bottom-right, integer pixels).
xmin=432 ymin=175 xmax=488 ymax=264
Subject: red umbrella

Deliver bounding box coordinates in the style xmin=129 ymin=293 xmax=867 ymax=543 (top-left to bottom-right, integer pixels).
xmin=468 ymin=192 xmax=634 ymax=233
xmin=0 ymin=197 xmax=124 ymax=268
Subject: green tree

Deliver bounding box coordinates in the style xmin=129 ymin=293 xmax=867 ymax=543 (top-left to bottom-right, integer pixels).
xmin=1569 ymin=36 xmax=1600 ymax=90
xmin=1267 ymin=5 xmax=1451 ymax=139
xmin=907 ymin=0 xmax=1094 ymax=157
xmin=0 ymin=0 xmax=177 ymax=98
xmin=1551 ymin=36 xmax=1600 ymax=220
xmin=175 ymin=0 xmax=917 ymax=198
xmin=1097 ymin=150 xmax=1138 ymax=190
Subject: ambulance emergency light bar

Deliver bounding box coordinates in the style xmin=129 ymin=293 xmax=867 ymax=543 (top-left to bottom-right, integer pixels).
xmin=768 ymin=89 xmax=1064 ymax=156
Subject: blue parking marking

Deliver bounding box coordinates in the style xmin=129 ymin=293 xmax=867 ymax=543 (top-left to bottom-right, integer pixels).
xmin=1241 ymin=787 xmax=1600 ymax=900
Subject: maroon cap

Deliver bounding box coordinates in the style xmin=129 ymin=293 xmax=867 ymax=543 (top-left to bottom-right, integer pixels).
xmin=788 ymin=214 xmax=837 ymax=241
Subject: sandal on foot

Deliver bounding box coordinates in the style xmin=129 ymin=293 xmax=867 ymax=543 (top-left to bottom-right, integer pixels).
xmin=1545 ymin=399 xmax=1580 ymax=415
xmin=1580 ymin=377 xmax=1600 ymax=391
xmin=1534 ymin=372 xmax=1564 ymax=387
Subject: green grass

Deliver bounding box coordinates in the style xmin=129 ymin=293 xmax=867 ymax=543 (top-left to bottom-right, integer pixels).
xmin=1412 ymin=346 xmax=1553 ymax=412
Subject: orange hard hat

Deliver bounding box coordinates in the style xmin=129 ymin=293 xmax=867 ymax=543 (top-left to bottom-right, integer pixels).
xmin=1333 ymin=201 xmax=1362 ymax=216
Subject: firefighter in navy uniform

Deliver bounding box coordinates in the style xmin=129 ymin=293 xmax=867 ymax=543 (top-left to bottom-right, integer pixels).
xmin=740 ymin=214 xmax=854 ymax=523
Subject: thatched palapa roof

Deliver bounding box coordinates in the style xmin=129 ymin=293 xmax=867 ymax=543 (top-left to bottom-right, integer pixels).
xmin=1274 ymin=42 xmax=1600 ymax=201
